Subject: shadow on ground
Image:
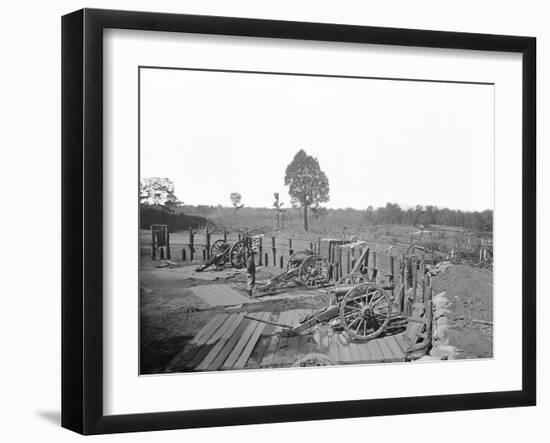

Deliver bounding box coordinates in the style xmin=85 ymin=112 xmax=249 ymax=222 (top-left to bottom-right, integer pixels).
xmin=36 ymin=410 xmax=60 ymax=426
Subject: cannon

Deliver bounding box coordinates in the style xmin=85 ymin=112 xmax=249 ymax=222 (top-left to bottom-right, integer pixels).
xmin=282 ymin=247 xmax=398 ymax=341
xmin=259 ymin=250 xmax=329 ymax=292
xmin=284 ymin=281 xmax=393 ymax=341
xmin=195 ymin=238 xmax=250 ymax=272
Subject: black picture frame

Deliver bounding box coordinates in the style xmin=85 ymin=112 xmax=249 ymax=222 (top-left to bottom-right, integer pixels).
xmin=62 ymin=8 xmax=536 ymax=435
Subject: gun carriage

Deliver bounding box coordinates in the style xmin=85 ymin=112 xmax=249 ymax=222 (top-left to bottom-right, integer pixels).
xmin=259 ymin=250 xmax=329 ymax=291
xmin=195 ymin=237 xmax=250 ymax=272
xmin=283 ymin=247 xmax=407 ymax=341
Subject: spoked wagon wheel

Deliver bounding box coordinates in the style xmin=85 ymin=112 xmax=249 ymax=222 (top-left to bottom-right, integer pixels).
xmin=298 ymin=255 xmax=329 ymax=288
xmin=339 ymin=283 xmax=391 ymax=341
xmin=210 ymin=239 xmax=229 ymax=257
xmin=229 ymin=241 xmax=248 ymax=268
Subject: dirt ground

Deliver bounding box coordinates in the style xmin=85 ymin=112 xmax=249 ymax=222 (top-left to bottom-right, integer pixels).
xmin=431 ymin=264 xmax=493 ymax=359
xmin=140 ymin=257 xmax=329 ymax=374
xmin=140 ymin=240 xmax=493 ymax=373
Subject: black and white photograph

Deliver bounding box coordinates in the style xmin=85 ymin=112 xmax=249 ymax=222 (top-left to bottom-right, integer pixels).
xmin=139 ymin=66 xmax=494 ymax=374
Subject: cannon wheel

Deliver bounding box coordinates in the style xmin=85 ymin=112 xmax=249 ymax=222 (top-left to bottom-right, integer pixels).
xmin=339 ymin=283 xmax=391 ymax=341
xmin=298 ymin=255 xmax=329 ymax=288
xmin=229 ymin=240 xmax=248 ymax=268
xmin=210 ymin=239 xmax=229 ymax=258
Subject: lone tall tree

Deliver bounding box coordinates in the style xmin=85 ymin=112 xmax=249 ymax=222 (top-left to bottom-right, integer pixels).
xmin=284 ymin=149 xmax=329 ymax=232
xmin=230 ymin=192 xmax=244 ymax=214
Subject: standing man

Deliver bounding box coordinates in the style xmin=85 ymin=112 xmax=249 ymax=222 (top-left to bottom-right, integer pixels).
xmin=246 ymin=249 xmax=256 ymax=297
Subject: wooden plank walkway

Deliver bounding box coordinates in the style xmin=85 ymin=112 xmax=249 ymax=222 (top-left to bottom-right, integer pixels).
xmin=191 ymin=284 xmax=258 ymax=307
xmin=177 ymin=308 xmax=418 ymax=372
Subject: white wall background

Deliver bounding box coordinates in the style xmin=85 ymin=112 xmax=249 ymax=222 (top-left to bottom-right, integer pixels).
xmin=0 ymin=1 xmax=545 ymax=441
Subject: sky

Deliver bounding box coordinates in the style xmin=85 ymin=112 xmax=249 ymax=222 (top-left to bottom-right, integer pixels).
xmin=140 ymin=67 xmax=494 ymax=211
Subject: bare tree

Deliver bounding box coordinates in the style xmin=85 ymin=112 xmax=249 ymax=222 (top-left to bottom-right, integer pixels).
xmin=230 ymin=192 xmax=244 ymax=214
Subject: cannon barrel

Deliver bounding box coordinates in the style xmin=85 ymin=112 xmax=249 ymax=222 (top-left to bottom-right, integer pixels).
xmin=195 ymin=249 xmax=229 ymax=272
xmin=330 ymin=285 xmax=356 ymax=296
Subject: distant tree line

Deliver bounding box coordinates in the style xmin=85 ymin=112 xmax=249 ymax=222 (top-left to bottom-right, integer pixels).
xmin=140 ymin=207 xmax=207 ymax=232
xmin=365 ymin=203 xmax=493 ymax=232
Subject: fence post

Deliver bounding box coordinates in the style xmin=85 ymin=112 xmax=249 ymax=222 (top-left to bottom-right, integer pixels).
xmin=403 ymin=257 xmax=409 ymax=314
xmin=206 ymin=227 xmax=211 ymax=259
xmin=264 ymin=252 xmax=269 ymax=267
xmin=223 ymin=228 xmax=227 ymax=242
xmin=272 ymin=236 xmax=276 ymax=267
xmin=420 ymin=253 xmax=427 ymax=303
xmin=412 ymin=256 xmax=418 ymax=303
xmin=182 ymin=248 xmax=186 ymax=262
xmin=289 ymin=238 xmax=294 ymax=256
xmin=189 ymin=229 xmax=194 ymax=262
xmin=166 ymin=230 xmax=171 ymax=260
xmin=372 ymin=251 xmax=377 ymax=283
xmin=346 ymin=249 xmax=350 ymax=274
xmin=390 ymin=255 xmax=395 ymax=298
xmin=426 ymin=285 xmax=433 ymax=349
xmin=338 ymin=246 xmax=343 ymax=279
xmin=151 ymin=229 xmax=156 ymax=260
xmin=317 ymin=237 xmax=321 ymax=256
xmin=280 ymin=255 xmax=284 ymax=269
xmin=258 ymin=237 xmax=263 ymax=266
xmin=202 ymin=248 xmax=206 ymax=261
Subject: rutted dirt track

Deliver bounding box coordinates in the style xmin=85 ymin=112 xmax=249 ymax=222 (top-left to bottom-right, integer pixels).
xmin=432 ymin=265 xmax=493 ymax=359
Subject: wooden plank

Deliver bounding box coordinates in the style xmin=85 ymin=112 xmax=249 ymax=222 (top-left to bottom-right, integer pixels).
xmin=192 ymin=314 xmax=222 ymax=344
xmin=233 ymin=313 xmax=270 ymax=369
xmin=282 ymin=335 xmax=301 ymax=367
xmin=285 ymin=309 xmax=310 ymax=365
xmin=296 ymin=334 xmax=316 ymax=363
xmin=385 ymin=335 xmax=405 ymax=360
xmin=260 ymin=311 xmax=291 ymax=368
xmin=208 ymin=319 xmax=251 ymax=371
xmin=366 ymin=339 xmax=384 ymax=362
xmin=196 ymin=313 xmax=245 ymax=370
xmin=210 ymin=285 xmax=245 ymax=305
xmin=194 ymin=286 xmax=224 ymax=306
xmin=221 ymin=317 xmax=259 ymax=370
xmin=205 ymin=313 xmax=238 ymax=345
xmin=336 ymin=334 xmax=352 ymax=363
xmin=377 ymin=337 xmax=395 ymax=361
xmin=186 ymin=343 xmax=217 ymax=369
xmin=356 ymin=342 xmax=371 ymax=362
xmin=193 ymin=314 xmax=227 ymax=346
xmin=196 ymin=285 xmax=225 ymax=305
xmin=348 ymin=341 xmax=362 ymax=362
xmin=245 ymin=320 xmax=277 ymax=369
xmin=328 ymin=333 xmax=339 ymax=364
xmin=393 ymin=332 xmax=410 ymax=354
xmin=270 ymin=310 xmax=299 ymax=367
xmin=318 ymin=330 xmax=330 ymax=357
